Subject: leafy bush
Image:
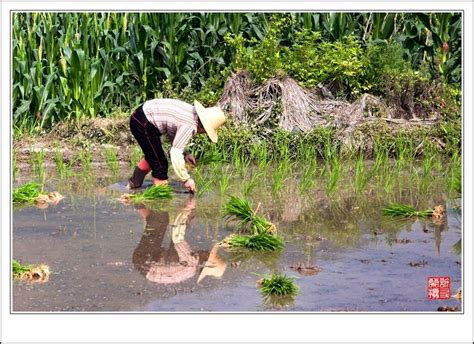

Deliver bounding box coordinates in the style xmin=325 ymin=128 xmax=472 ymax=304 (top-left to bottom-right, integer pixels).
xmin=283 ymin=30 xmax=366 ymax=96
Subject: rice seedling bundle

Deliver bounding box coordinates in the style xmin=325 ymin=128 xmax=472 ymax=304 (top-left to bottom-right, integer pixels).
xmin=258 ymin=274 xmax=298 ymax=296
xmin=382 ymin=203 xmax=434 ymax=218
xmin=12 ymin=182 xmax=41 ymax=203
xmin=127 ymin=184 xmax=173 ymax=202
xmin=224 ymin=233 xmax=284 ymax=251
xmin=224 ymin=195 xmax=276 ymax=234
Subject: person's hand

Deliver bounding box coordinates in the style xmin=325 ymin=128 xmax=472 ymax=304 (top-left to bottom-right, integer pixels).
xmin=184 ymin=153 xmax=197 ymax=167
xmin=184 ymin=178 xmax=196 ymax=194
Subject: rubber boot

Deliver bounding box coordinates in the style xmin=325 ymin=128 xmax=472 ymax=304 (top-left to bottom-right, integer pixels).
xmin=128 ymin=166 xmax=149 ymax=189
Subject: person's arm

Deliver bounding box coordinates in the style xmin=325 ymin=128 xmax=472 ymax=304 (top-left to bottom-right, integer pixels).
xmin=170 ymin=125 xmax=195 ymax=182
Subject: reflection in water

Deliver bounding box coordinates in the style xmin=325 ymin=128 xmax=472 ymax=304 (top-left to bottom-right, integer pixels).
xmin=132 ymin=196 xmax=227 ymax=284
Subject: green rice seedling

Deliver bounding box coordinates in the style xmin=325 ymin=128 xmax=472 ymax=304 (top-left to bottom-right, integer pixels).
xmin=272 ymin=159 xmax=289 ymax=193
xmin=130 ymin=145 xmax=143 ymax=169
xmin=258 ymin=273 xmax=298 ymax=297
xmin=78 ymin=149 xmax=92 ymax=173
xmin=197 ymin=150 xmax=222 ymax=166
xmin=451 ymin=239 xmax=461 ymax=255
xmin=382 ymin=203 xmax=434 ymax=218
xmin=326 ymin=156 xmax=341 ymax=193
xmin=354 ymin=154 xmax=371 ymax=193
xmin=30 ymin=149 xmax=45 ymax=178
xmin=224 ymin=195 xmax=275 ymax=234
xmin=194 ymin=167 xmax=212 ymax=197
xmin=12 ymin=182 xmax=42 ymax=203
xmin=12 ymin=259 xmax=30 ymax=278
xmin=422 ymin=154 xmax=435 ymax=178
xmin=104 ymin=146 xmax=119 ymax=176
xmin=219 ymin=168 xmax=231 ymax=197
xmin=243 ymin=171 xmax=262 ymax=196
xmin=12 ymin=150 xmax=18 ymax=181
xmin=299 ymin=161 xmax=316 ymax=194
xmin=224 ymin=233 xmax=284 ymax=251
xmin=54 ymin=148 xmax=65 ymax=177
xmin=128 ymin=184 xmax=173 ymax=201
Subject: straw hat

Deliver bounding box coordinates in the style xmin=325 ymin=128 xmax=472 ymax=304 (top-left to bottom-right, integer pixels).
xmin=194 ymin=100 xmax=226 ymax=143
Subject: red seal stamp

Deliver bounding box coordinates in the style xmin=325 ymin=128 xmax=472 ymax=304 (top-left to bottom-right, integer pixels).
xmin=428 ymin=276 xmax=451 ymax=300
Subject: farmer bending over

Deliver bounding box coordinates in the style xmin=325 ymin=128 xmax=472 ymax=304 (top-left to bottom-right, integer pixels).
xmin=128 ymin=99 xmax=226 ymax=193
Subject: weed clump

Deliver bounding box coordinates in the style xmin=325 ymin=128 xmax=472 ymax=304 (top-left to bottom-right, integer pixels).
xmin=257 ymin=273 xmax=298 ymax=296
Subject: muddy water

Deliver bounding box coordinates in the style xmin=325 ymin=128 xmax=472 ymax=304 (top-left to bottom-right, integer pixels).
xmin=12 ymin=166 xmax=462 ymax=312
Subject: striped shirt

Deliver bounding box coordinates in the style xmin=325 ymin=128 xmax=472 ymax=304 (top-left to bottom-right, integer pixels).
xmin=143 ymin=99 xmax=198 ymax=151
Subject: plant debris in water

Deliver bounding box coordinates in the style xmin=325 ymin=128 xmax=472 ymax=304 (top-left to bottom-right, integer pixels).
xmin=382 ymin=203 xmax=434 ymax=218
xmin=290 ymin=263 xmax=322 ymax=276
xmin=121 ymin=184 xmax=173 ymax=203
xmin=257 ymin=273 xmax=298 ymax=297
xmin=224 ymin=195 xmax=276 ymax=234
xmin=437 ymin=306 xmax=459 ymax=312
xmin=220 ymin=233 xmax=284 ymax=252
xmin=408 ymin=260 xmax=427 ymax=267
xmin=12 ymin=259 xmax=50 ymax=283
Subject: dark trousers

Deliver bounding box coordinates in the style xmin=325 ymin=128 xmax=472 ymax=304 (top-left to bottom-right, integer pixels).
xmin=130 ymin=105 xmax=169 ymax=180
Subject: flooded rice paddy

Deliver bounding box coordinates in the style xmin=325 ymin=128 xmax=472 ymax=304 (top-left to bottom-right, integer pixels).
xmin=12 ymin=161 xmax=462 ymax=312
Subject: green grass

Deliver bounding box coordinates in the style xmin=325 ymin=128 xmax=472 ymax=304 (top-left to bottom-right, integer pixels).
xmin=224 ymin=195 xmax=275 ymax=234
xmin=383 ymin=203 xmax=434 ymax=218
xmin=128 ymin=184 xmax=173 ymax=201
xmin=226 ymin=233 xmax=284 ymax=251
xmin=259 ymin=273 xmax=298 ymax=296
xmin=12 ymin=182 xmax=42 ymax=203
